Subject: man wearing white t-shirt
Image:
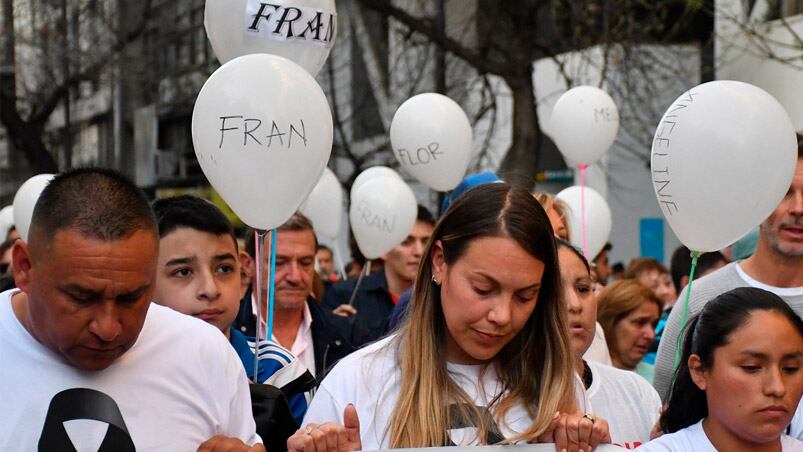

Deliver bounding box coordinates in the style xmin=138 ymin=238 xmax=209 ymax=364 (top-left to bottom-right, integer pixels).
xmin=0 ymin=169 xmax=263 ymax=451
xmin=654 ymin=148 xmax=803 ymax=403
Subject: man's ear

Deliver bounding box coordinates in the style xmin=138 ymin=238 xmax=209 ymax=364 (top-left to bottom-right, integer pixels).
xmin=12 ymin=241 xmax=33 ymax=294
xmin=687 ymin=354 xmax=708 ymax=391
xmin=239 ymin=251 xmax=253 ymax=297
xmin=430 ymin=240 xmax=446 ymax=281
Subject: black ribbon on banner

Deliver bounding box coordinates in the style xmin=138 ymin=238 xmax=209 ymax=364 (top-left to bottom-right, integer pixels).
xmin=38 ymin=388 xmax=135 ymax=452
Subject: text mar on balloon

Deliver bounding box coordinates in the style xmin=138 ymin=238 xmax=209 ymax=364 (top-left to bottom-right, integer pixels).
xmin=218 ymin=116 xmax=308 ymax=150
xmin=395 ymin=143 xmax=442 ymax=167
xmin=652 ymin=89 xmax=697 ymax=216
xmin=246 ymin=2 xmax=335 ymax=46
xmin=357 ymin=200 xmax=395 ymax=233
xmin=594 ymin=107 xmax=617 ymax=123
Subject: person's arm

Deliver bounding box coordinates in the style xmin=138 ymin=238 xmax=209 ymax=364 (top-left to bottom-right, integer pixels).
xmin=220 ymin=342 xmax=264 ymax=447
xmin=652 ymin=289 xmax=687 ymax=401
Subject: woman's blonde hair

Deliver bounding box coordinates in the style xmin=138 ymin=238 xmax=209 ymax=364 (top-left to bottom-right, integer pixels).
xmin=596 ymin=279 xmax=663 ymax=354
xmin=533 ymin=192 xmax=570 ymax=241
xmin=387 ymin=183 xmax=577 ymax=447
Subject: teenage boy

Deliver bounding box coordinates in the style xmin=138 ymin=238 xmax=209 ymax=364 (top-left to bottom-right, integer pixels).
xmin=151 ymin=195 xmax=314 ymax=424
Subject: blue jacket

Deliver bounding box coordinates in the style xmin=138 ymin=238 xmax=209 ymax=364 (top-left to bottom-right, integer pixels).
xmin=322 ymin=270 xmax=395 ymax=347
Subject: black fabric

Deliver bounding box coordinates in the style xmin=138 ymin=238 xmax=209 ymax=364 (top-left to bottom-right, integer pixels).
xmin=232 ymin=289 xmax=356 ymax=378
xmin=445 ymin=403 xmax=504 ymax=446
xmin=582 ymin=360 xmax=594 ymax=390
xmin=250 ymin=384 xmax=298 ymax=452
xmin=38 ymin=388 xmax=135 ymax=452
xmin=322 ymin=270 xmax=395 ymax=347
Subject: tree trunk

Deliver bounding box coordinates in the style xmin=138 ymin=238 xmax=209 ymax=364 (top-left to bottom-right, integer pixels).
xmin=0 ymin=0 xmax=59 ymax=174
xmin=498 ymin=71 xmax=540 ymax=188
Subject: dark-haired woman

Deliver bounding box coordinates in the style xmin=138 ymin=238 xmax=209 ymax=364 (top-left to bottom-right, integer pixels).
xmin=640 ymin=287 xmax=803 ymax=451
xmin=557 ymin=240 xmax=661 ymax=448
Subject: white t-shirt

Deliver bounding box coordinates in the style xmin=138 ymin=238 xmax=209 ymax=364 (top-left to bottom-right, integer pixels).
xmin=585 ymin=361 xmax=661 ymax=449
xmin=789 ymin=403 xmax=803 ymax=439
xmin=0 ymin=290 xmax=259 ymax=451
xmin=304 ymin=335 xmax=586 ymax=450
xmin=636 ymin=420 xmax=803 ymax=451
xmin=583 ymin=322 xmax=613 ymax=366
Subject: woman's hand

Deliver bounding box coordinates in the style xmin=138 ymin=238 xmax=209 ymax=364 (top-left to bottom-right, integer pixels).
xmin=287 ymin=404 xmax=362 ymax=452
xmin=538 ymin=411 xmax=611 ymax=452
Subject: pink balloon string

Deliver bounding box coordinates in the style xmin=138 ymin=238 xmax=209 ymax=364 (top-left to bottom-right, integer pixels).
xmin=579 ymin=164 xmax=589 ymax=259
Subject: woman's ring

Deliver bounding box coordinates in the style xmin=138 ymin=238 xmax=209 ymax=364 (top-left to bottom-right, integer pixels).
xmin=583 ymin=413 xmax=597 ymax=424
xmin=304 ymin=425 xmax=315 ymax=435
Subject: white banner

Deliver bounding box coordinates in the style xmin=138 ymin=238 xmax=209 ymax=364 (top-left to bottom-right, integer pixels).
xmin=244 ymin=1 xmax=336 ymax=47
xmin=373 ymin=444 xmax=625 ymax=452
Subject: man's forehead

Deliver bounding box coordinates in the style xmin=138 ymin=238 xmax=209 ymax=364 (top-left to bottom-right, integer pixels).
xmin=275 ymin=229 xmax=316 ymax=256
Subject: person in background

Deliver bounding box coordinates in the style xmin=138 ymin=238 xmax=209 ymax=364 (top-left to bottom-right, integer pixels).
xmin=558 ymin=240 xmax=661 ymax=449
xmin=288 ymin=183 xmax=609 ymax=452
xmin=642 ymin=247 xmax=729 ymax=367
xmin=642 ymin=288 xmax=803 ymax=451
xmin=669 ymin=247 xmax=729 ymax=296
xmin=324 ymin=206 xmax=434 ymax=347
xmin=653 ymin=141 xmax=803 ymax=400
xmin=152 ymin=195 xmax=314 ymax=426
xmin=316 ymin=244 xmax=339 ymax=283
xmin=597 ymin=280 xmax=662 ymax=382
xmin=624 ymin=258 xmax=677 ymax=310
xmin=233 ymin=214 xmax=355 ymax=378
xmin=593 ymin=242 xmax=613 ymax=286
xmin=611 ymin=262 xmax=625 ymax=281
xmin=535 ymin=192 xmax=612 ymax=366
xmin=534 ymin=192 xmax=570 ymax=241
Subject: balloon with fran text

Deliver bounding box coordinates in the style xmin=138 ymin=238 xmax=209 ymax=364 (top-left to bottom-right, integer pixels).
xmin=651 ymin=80 xmax=797 ymax=252
xmin=192 ymin=54 xmax=333 ymax=230
xmin=556 ymin=185 xmax=612 ymax=260
xmin=550 ymin=86 xmax=619 ymax=166
xmin=204 ymin=0 xmax=336 ymax=76
xmin=349 ymin=175 xmax=417 ymax=260
xmin=390 ymin=93 xmax=473 ymax=192
xmin=13 ymin=174 xmax=55 ymax=242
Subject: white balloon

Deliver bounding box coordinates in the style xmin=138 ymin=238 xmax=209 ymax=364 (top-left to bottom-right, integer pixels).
xmin=556 ymin=185 xmax=612 ymax=260
xmin=192 ymin=54 xmax=333 ymax=230
xmin=651 ymin=80 xmax=797 ymax=252
xmin=350 ymin=166 xmax=402 ymax=200
xmin=300 ymin=167 xmax=342 ymax=240
xmin=551 ymin=86 xmax=619 ymax=166
xmin=13 ymin=174 xmax=55 ymax=242
xmin=204 ymin=0 xmax=336 ymax=76
xmin=349 ymin=176 xmax=417 ymax=259
xmin=390 ymin=93 xmax=473 ymax=191
xmin=0 ymin=205 xmax=13 ymax=240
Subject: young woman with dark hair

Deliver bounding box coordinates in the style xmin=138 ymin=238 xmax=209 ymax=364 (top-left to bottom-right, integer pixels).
xmin=641 ymin=287 xmax=803 ymax=451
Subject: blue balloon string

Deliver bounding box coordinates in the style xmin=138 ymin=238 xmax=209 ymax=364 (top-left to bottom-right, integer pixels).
xmin=267 ymin=228 xmax=278 ymax=341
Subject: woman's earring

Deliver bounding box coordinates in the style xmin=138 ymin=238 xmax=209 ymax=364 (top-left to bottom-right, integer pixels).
xmin=431 ymin=274 xmax=440 ymax=285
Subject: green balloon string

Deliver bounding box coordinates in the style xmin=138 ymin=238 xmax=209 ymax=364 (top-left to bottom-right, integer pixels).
xmin=673 ymin=250 xmax=702 ymax=370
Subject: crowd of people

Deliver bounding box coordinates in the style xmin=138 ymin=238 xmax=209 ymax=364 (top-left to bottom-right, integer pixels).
xmin=0 ymin=135 xmax=801 ymax=451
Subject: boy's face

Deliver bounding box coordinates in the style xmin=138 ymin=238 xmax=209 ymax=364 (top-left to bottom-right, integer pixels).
xmin=153 ymin=228 xmax=241 ymax=337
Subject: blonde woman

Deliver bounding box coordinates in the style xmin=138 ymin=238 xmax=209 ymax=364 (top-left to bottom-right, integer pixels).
xmin=534 ymin=192 xmax=570 ymax=241
xmin=288 ymin=183 xmax=610 ymax=452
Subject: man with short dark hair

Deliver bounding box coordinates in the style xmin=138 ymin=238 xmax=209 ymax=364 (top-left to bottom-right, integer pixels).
xmin=233 ymin=213 xmax=354 ymax=378
xmin=323 ymin=205 xmax=435 ymax=346
xmin=0 ymin=169 xmax=262 ymax=450
xmin=654 ymin=143 xmax=803 ymax=401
